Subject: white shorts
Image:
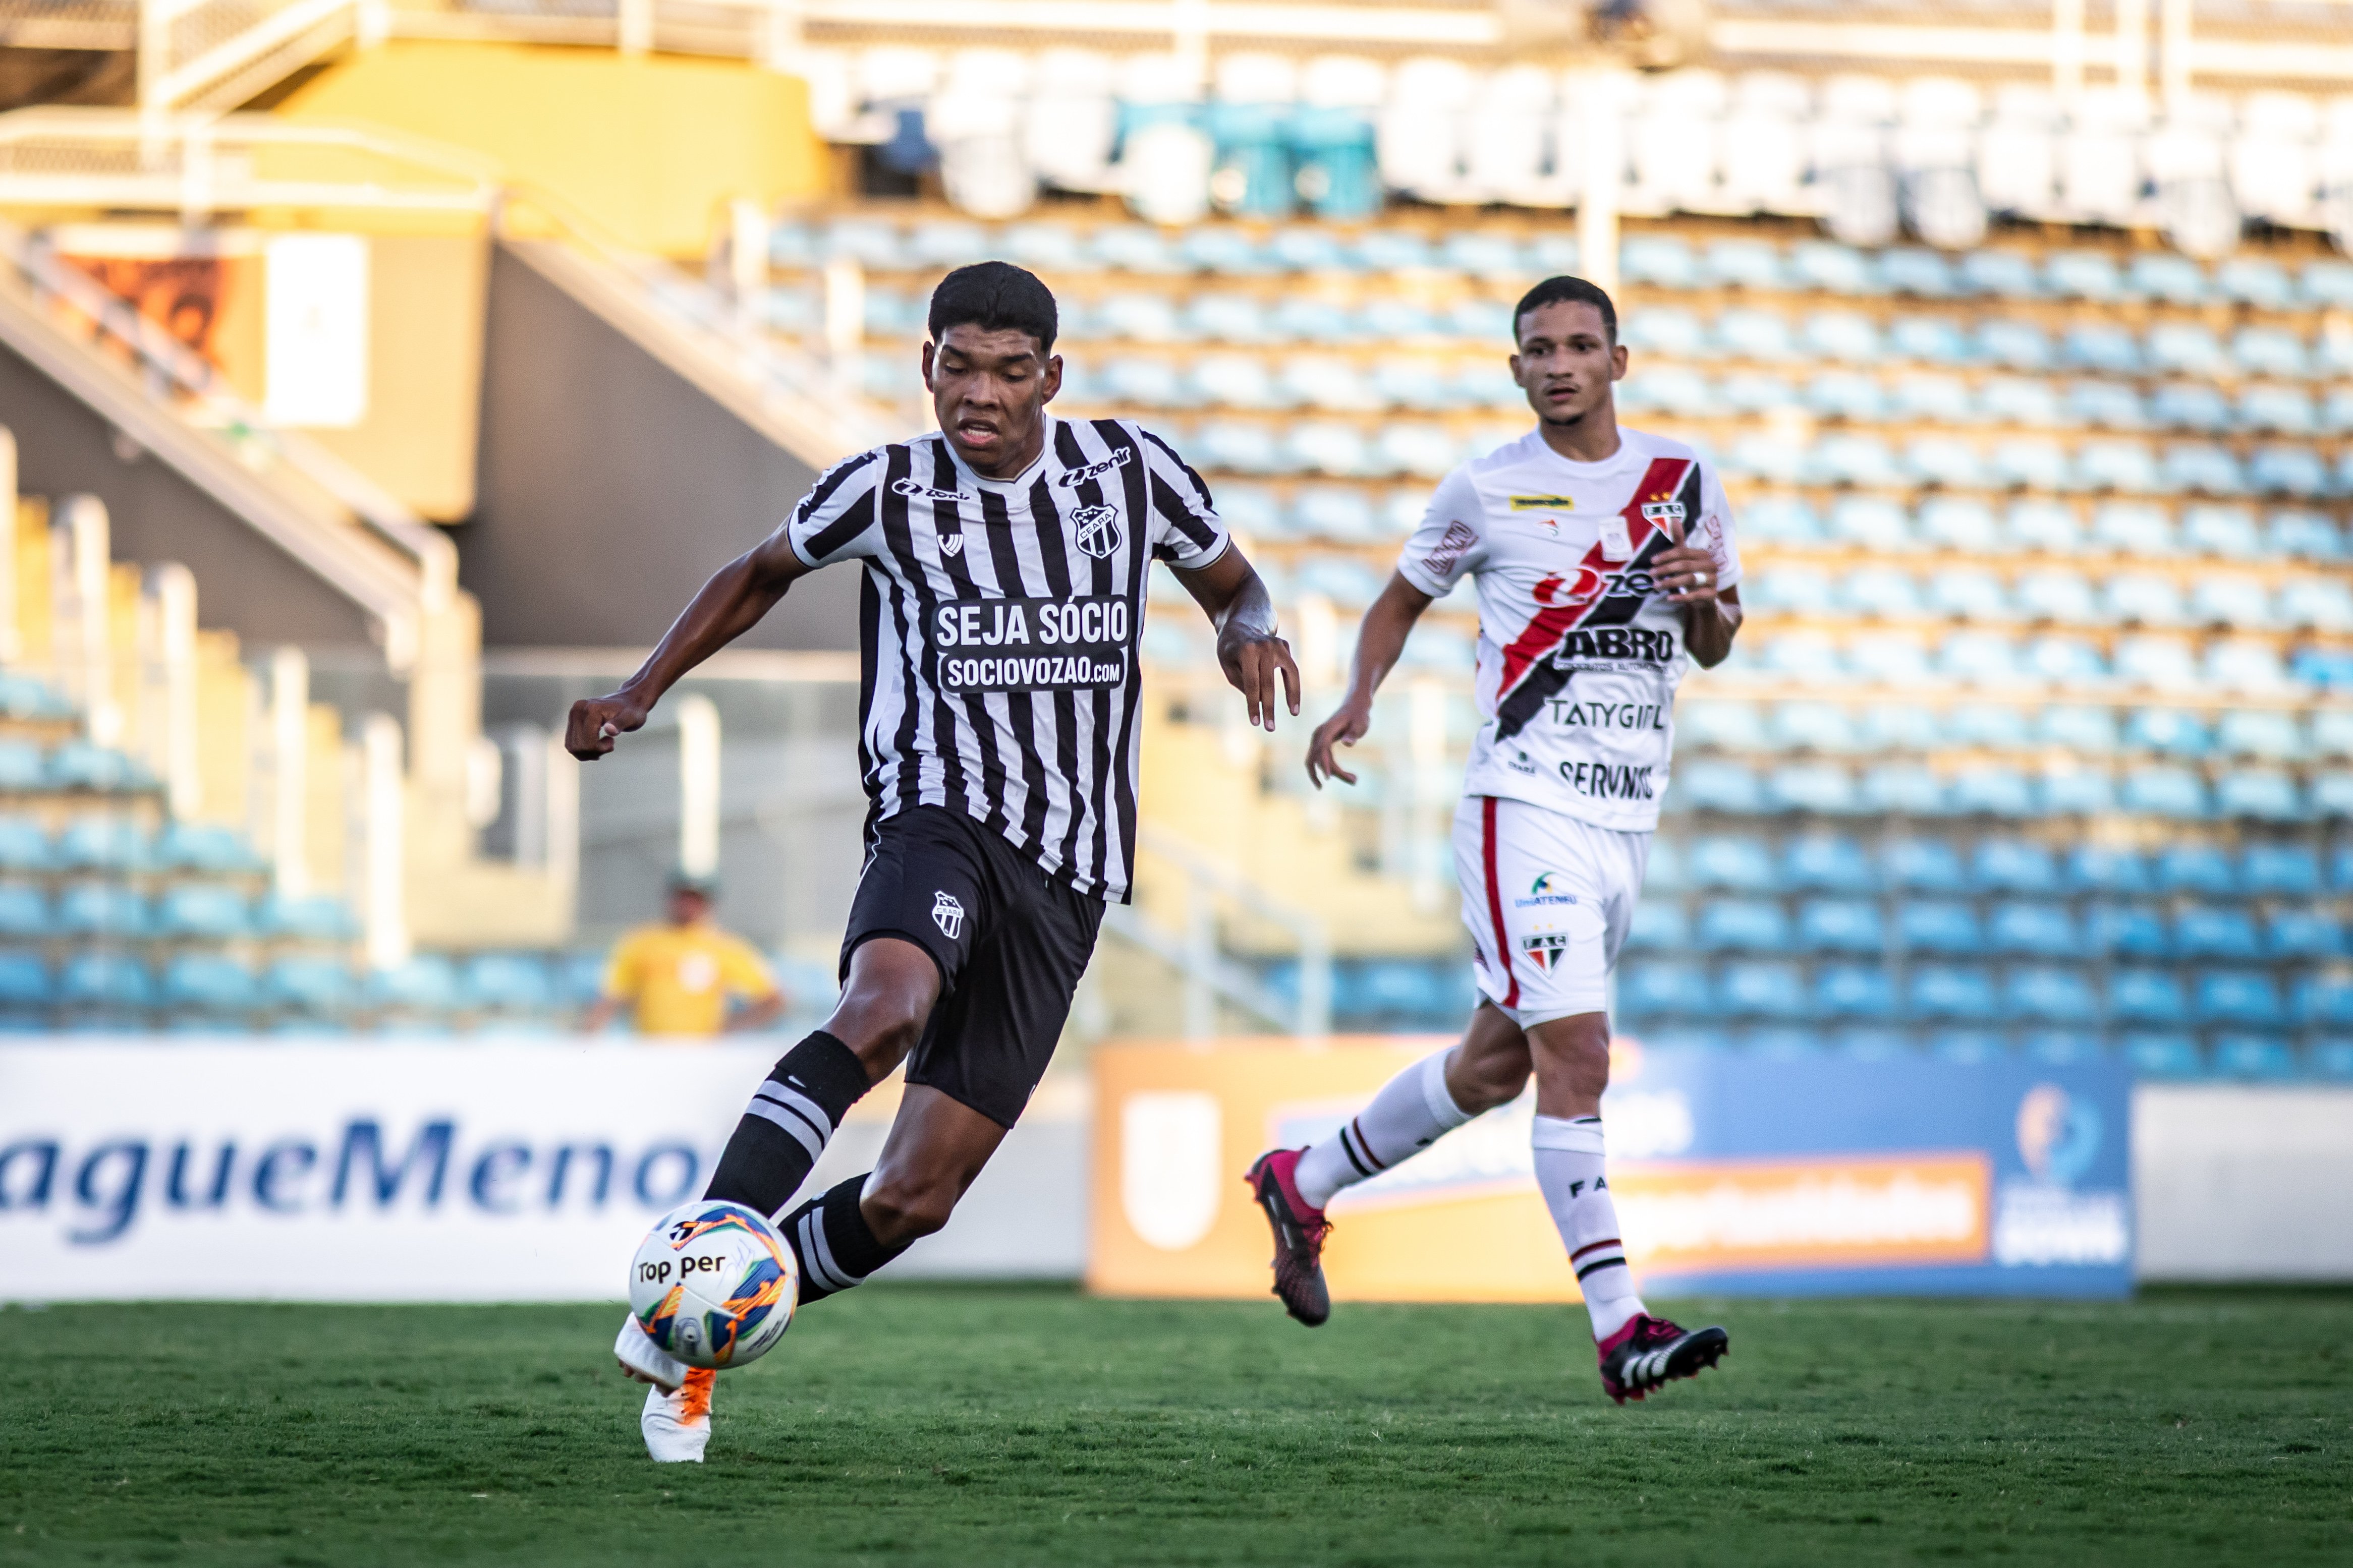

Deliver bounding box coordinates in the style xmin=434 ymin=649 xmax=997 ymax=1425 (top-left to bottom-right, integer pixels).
xmin=1453 ymin=794 xmax=1650 ymax=1030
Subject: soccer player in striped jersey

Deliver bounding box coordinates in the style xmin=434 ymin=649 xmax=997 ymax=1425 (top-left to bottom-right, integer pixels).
xmin=571 ymin=262 xmax=1300 ymax=1460
xmin=1247 ymin=276 xmax=1738 ymax=1405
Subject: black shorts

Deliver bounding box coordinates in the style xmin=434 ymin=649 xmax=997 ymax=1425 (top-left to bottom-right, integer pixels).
xmin=840 ymin=805 xmax=1105 ymax=1128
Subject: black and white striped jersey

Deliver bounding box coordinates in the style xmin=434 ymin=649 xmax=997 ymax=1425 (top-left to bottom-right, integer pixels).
xmin=786 ymin=414 xmax=1229 ymax=902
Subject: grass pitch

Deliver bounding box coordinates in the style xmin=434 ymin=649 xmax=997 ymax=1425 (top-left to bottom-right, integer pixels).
xmin=1 ymin=1288 xmax=2345 ymax=1566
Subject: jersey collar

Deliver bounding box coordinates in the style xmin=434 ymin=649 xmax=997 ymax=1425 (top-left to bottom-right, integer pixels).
xmin=938 ymin=414 xmax=1058 ymax=495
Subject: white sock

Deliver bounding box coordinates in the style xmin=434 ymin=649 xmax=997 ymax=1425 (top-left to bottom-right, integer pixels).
xmin=1532 ymin=1114 xmax=1646 ymax=1342
xmin=1294 ymin=1049 xmax=1473 ymax=1209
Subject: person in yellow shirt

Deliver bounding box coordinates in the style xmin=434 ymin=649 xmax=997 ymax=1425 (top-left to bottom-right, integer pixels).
xmin=584 ymin=873 xmax=786 ymax=1038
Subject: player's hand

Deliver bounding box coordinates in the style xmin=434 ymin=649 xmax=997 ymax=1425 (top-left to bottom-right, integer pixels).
xmin=1220 ymin=628 xmax=1302 ymax=733
xmin=1305 ymin=698 xmax=1372 ymax=789
xmin=1651 ymin=542 xmax=1725 ymax=605
xmin=566 ymin=692 xmax=651 ymax=761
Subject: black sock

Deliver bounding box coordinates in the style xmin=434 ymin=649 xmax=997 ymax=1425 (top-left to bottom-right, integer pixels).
xmin=781 ymin=1174 xmax=910 ymax=1305
xmin=703 ymin=1031 xmax=870 ymax=1217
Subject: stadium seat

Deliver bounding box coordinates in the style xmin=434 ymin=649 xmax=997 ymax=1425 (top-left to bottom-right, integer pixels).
xmin=161 ymin=954 xmax=259 ymax=1015
xmin=1782 ymin=835 xmax=1875 ymax=893
xmin=55 ymin=882 xmax=150 ymax=937
xmin=1829 ymin=1024 xmax=1911 ymax=1059
xmin=1687 ymin=835 xmax=1778 ymax=892
xmin=2007 ymin=965 xmax=2099 ymax=1023
xmin=2022 ymin=1028 xmax=2103 ymax=1065
xmin=1766 ymin=763 xmax=1860 ymax=815
xmin=1677 ymin=761 xmax=1765 ymax=814
xmin=2196 ymin=970 xmax=2285 ymax=1026
xmin=1798 ymin=898 xmax=1884 ymax=954
xmin=369 ymin=956 xmax=461 ymax=1015
xmin=0 ymin=952 xmax=50 ymax=1007
xmin=1718 ymin=961 xmax=1808 ymax=1019
xmin=1815 ymin=963 xmax=1897 ymax=1019
xmin=1908 ymin=964 xmax=2001 ymax=1021
xmin=2315 ymin=1039 xmax=2353 ymax=1079
xmin=1623 ymin=899 xmax=1691 ymax=951
xmin=0 ymin=816 xmax=50 ymax=872
xmin=1645 ymin=838 xmax=1689 ymax=892
xmin=1973 ymin=840 xmax=2060 ymax=894
xmin=2211 ymin=1034 xmax=2298 ymax=1079
xmin=1695 ymin=899 xmax=1791 ymax=953
xmin=261 ymin=894 xmax=360 ymax=942
xmin=2040 ymin=706 xmax=2119 ymax=753
xmin=56 ymin=816 xmax=152 ymax=871
xmin=2110 ymin=968 xmax=2189 ymax=1022
xmin=464 ymin=953 xmax=557 ymax=1014
xmin=1770 ymin=701 xmax=1861 ymax=752
xmin=2244 ymin=844 xmax=2322 ymax=895
xmin=2120 ymin=765 xmax=2210 ymax=817
xmin=2006 ymin=498 xmax=2082 ymax=552
xmin=2122 ymin=1032 xmax=2205 ymax=1076
xmin=265 ymin=956 xmax=359 ymax=1018
xmin=2216 ymin=711 xmax=2305 ymax=761
xmin=2215 ymin=769 xmax=2306 ymax=822
xmin=1986 ymin=901 xmax=2077 ymax=954
xmin=1926 ymin=1027 xmax=2005 ymax=1064
xmin=2173 ymin=906 xmax=2263 ymax=961
xmin=1883 ymin=839 xmax=1968 ymax=893
xmin=1897 ymin=900 xmax=1982 ymax=954
xmin=2037 ymin=766 xmax=2116 ymax=815
xmin=153 ymin=822 xmax=265 ymax=873
xmin=0 ymin=884 xmax=48 ymax=938
xmin=1618 ymin=960 xmax=1708 ymax=1018
xmin=2157 ymin=844 xmax=2238 ymax=897
xmin=59 ymin=952 xmax=153 ymax=1011
xmin=155 ymin=884 xmax=251 ymax=940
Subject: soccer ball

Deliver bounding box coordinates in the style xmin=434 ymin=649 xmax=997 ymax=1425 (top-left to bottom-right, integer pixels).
xmin=628 ymin=1199 xmax=798 ymax=1370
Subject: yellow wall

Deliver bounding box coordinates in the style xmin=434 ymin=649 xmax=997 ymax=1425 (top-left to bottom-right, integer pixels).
xmin=277 ymin=41 xmax=826 ymax=257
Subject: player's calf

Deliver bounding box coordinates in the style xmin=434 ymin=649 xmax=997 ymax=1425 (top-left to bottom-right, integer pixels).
xmin=704 ymin=1030 xmax=873 ymax=1218
xmin=778 ymin=1173 xmax=913 ymax=1304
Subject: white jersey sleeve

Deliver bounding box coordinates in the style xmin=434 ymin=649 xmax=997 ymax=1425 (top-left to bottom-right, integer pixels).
xmin=1133 ymin=426 xmax=1230 ymax=569
xmin=786 ymin=449 xmax=887 ymax=568
xmin=1692 ymin=458 xmax=1742 ymax=593
xmin=1395 ymin=466 xmax=1489 ymax=599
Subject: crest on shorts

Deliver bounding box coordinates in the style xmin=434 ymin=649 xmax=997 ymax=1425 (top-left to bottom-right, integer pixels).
xmin=1521 ymin=930 xmax=1570 ymax=971
xmin=1072 ymin=505 xmax=1124 ymax=559
xmin=931 ymin=891 xmax=965 ymax=941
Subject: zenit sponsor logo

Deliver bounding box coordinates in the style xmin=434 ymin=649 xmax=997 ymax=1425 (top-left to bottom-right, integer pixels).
xmin=1054 ymin=447 xmax=1135 ymax=487
xmin=1515 ymin=872 xmax=1580 ymax=908
xmin=1544 ymin=699 xmax=1669 ymax=731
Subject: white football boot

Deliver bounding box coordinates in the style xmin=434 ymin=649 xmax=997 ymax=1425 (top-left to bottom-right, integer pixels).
xmin=615 ymin=1311 xmax=713 ymax=1462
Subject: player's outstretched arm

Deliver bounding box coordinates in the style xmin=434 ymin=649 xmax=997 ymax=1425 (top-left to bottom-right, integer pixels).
xmin=564 ymin=529 xmax=814 ymax=760
xmin=1172 ymin=545 xmax=1301 ymax=733
xmin=1305 ymin=571 xmax=1433 ymax=789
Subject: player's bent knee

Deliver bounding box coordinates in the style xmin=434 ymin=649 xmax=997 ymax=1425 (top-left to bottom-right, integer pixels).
xmin=1527 ymin=1014 xmax=1612 ymax=1097
xmin=860 ymin=1172 xmax=959 ymax=1242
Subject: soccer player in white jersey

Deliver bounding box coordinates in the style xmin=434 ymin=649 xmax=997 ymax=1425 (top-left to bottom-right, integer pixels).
xmin=569 ymin=263 xmax=1300 ymax=1460
xmin=1247 ymin=276 xmax=1743 ymax=1404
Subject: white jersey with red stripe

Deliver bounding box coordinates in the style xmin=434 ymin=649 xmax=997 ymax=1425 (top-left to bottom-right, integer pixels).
xmin=1395 ymin=426 xmax=1741 ymax=834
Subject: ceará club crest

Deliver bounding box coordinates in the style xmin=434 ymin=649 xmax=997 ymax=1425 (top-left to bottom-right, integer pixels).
xmin=1071 ymin=505 xmax=1124 ymax=559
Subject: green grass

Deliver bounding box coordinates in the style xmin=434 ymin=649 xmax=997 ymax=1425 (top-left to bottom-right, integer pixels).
xmin=1 ymin=1288 xmax=2346 ymax=1566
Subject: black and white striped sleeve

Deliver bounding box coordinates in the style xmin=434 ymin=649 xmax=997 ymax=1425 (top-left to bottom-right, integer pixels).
xmin=784 ymin=448 xmax=887 ymax=568
xmin=1133 ymin=426 xmax=1231 ymax=569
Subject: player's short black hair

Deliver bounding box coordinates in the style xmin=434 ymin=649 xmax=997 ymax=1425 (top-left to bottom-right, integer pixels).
xmin=928 ymin=261 xmax=1058 ymax=355
xmin=1512 ymin=275 xmax=1617 ymax=346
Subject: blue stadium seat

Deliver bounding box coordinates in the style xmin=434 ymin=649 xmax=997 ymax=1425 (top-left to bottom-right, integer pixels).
xmin=2233 ymin=325 xmax=2310 ymax=378
xmin=1624 ymin=899 xmax=1692 ymax=954
xmin=1908 ymin=965 xmax=2001 ymax=1021
xmin=260 ymin=894 xmax=360 ymax=942
xmin=369 ymin=956 xmax=461 ymax=1014
xmin=1769 ymin=701 xmax=1861 ymax=753
xmin=1884 ymin=840 xmax=1969 ymax=893
xmin=1973 ymin=840 xmax=2060 ymax=895
xmin=2087 ymin=905 xmax=2170 ymax=958
xmin=2007 ymin=966 xmax=2099 ymax=1023
xmin=152 ymin=822 xmax=266 ymax=873
xmin=1782 ymin=836 xmax=1874 ymax=893
xmin=55 ymin=815 xmax=152 ymax=871
xmin=1918 ymin=495 xmax=2002 ymax=552
xmin=2022 ymin=1028 xmax=2103 ymax=1065
xmin=59 ymin=952 xmax=153 ymax=1010
xmin=1621 ymin=235 xmax=1700 ymax=289
xmin=2197 ymin=970 xmax=2286 ymax=1026
xmin=2160 ymin=441 xmax=2248 ymax=495
xmin=47 ymin=742 xmax=149 ymax=793
xmin=1766 ymin=763 xmax=1860 ymax=815
xmin=2039 ymin=706 xmax=2119 ymax=755
xmin=1927 ymin=1028 xmax=2007 ymax=1064
xmin=1644 ymin=838 xmax=1689 ymax=892
xmin=1947 ymin=705 xmax=2032 ymax=749
xmin=2272 ymin=508 xmax=2346 ymax=560
xmin=1815 ymin=963 xmax=1897 ymax=1019
xmin=1719 ymin=961 xmax=1808 ymax=1019
xmin=0 ymin=739 xmax=42 ymax=790
xmin=1618 ymin=960 xmax=1708 ymax=1018
xmin=2124 ymin=709 xmax=2210 ymax=757
xmin=1883 ymin=248 xmax=1958 ymax=297
xmin=161 ymin=954 xmax=259 ymax=1015
xmin=1694 ymin=899 xmax=1792 ymax=953
xmin=558 ymin=950 xmax=611 ymax=1007
xmin=2121 ymin=765 xmax=2211 ymax=818
xmin=2311 ymin=1038 xmax=2353 ymax=1079
xmin=0 ymin=951 xmax=50 ymax=1007
xmin=2110 ymin=968 xmax=2189 ymax=1021
xmin=1740 ymin=494 xmax=1825 ymax=544
xmin=2157 ymin=845 xmax=2239 ymax=897
xmin=1672 ymin=761 xmax=1763 ymax=815
xmin=1977 ymin=317 xmax=2051 ymax=368
xmin=464 ymin=953 xmax=557 ymax=1014
xmin=0 ymin=815 xmax=50 ymax=872
xmin=1677 ymin=699 xmax=1768 ymax=751
xmin=1898 ymin=901 xmax=1983 ymax=955
xmin=2211 ymin=1034 xmax=2298 ymax=1079
xmin=2265 ymin=909 xmax=2345 ymax=960
xmin=2182 ymin=504 xmax=2268 ymax=558
xmin=265 ymin=955 xmax=359 ymax=1017
xmin=2219 ymin=257 xmax=2292 ymax=309
xmin=2216 ymin=770 xmax=2307 ymax=822
xmin=1829 ymin=1024 xmax=1911 ymax=1059
xmin=1741 ymin=1026 xmax=1824 ymax=1061
xmin=2216 ymin=712 xmax=2306 ymax=762
xmin=1986 ymin=902 xmax=2077 ymax=955
xmin=0 ymin=884 xmax=47 ymax=937
xmin=1688 ymin=836 xmax=1778 ymax=892
xmin=2174 ymin=906 xmax=2263 ymax=961
xmin=1797 ymin=898 xmax=1884 ymax=954
xmin=55 ymin=881 xmax=150 ymax=937
xmin=155 ymin=884 xmax=252 ymax=940
xmin=2122 ymin=1032 xmax=2205 ymax=1076
xmin=2295 ymin=974 xmax=2353 ymax=1027
xmin=2068 ymin=846 xmax=2153 ymax=895
xmin=1339 ymin=960 xmax=1453 ymax=1025
xmin=2037 ymin=766 xmax=2116 ymax=816
xmin=2067 ymin=379 xmax=2148 ymax=429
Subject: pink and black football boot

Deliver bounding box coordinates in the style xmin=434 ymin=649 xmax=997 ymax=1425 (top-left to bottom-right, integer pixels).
xmin=1596 ymin=1312 xmax=1729 ymax=1404
xmin=1245 ymin=1148 xmax=1332 ymax=1326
